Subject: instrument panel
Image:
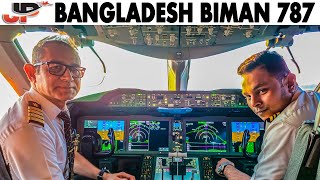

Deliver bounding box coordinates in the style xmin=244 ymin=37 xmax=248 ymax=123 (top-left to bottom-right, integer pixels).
xmin=70 ymin=89 xmax=262 ymax=180
xmin=77 ymin=116 xmax=264 ymax=155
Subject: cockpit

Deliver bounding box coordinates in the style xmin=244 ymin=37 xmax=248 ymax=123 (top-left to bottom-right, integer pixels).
xmin=0 ymin=25 xmax=320 ymax=180
xmin=68 ymin=88 xmax=264 ymax=179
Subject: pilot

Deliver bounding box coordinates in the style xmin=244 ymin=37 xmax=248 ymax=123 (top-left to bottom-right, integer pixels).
xmin=215 ymin=51 xmax=320 ymax=180
xmin=0 ymin=35 xmax=135 ymax=180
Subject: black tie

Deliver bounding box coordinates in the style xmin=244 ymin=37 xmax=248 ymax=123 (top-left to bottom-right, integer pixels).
xmin=57 ymin=111 xmax=74 ymax=179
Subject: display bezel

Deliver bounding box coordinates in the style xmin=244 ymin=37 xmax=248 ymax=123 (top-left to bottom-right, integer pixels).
xmin=77 ymin=115 xmax=172 ymax=154
xmin=229 ymin=118 xmax=265 ymax=155
xmin=183 ymin=116 xmax=229 ymax=154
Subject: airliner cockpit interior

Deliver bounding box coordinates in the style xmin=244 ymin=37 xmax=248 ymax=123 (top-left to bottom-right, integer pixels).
xmin=1 ymin=25 xmax=320 ymax=180
xmin=70 ymin=88 xmax=262 ymax=180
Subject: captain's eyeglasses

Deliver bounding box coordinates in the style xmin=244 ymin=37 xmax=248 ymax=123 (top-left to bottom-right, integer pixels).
xmin=33 ymin=62 xmax=86 ymax=78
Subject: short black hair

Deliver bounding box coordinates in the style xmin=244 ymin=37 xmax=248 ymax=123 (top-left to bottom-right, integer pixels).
xmin=237 ymin=51 xmax=290 ymax=79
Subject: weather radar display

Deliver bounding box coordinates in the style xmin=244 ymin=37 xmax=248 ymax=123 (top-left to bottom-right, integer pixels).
xmin=186 ymin=121 xmax=227 ymax=152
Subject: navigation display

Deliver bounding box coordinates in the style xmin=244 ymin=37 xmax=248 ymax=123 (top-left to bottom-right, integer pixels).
xmin=84 ymin=120 xmax=125 ymax=152
xmin=186 ymin=121 xmax=227 ymax=152
xmin=231 ymin=121 xmax=264 ymax=153
xmin=128 ymin=120 xmax=169 ymax=151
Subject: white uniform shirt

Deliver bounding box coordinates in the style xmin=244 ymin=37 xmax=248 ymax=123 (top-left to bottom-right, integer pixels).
xmin=0 ymin=88 xmax=68 ymax=180
xmin=251 ymin=89 xmax=320 ymax=180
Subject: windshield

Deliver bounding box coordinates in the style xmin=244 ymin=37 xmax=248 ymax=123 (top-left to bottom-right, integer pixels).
xmin=189 ymin=33 xmax=320 ymax=91
xmin=0 ymin=73 xmax=19 ymax=117
xmin=16 ymin=31 xmax=320 ymax=98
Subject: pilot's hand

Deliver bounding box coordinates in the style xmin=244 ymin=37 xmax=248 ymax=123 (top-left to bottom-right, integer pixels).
xmin=215 ymin=158 xmax=235 ymax=177
xmin=104 ymin=172 xmax=136 ymax=180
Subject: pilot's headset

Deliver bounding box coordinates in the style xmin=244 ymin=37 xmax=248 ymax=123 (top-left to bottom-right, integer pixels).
xmin=241 ymin=129 xmax=264 ymax=159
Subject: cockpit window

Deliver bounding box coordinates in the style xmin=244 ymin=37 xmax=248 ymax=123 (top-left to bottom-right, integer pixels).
xmin=0 ymin=73 xmax=19 ymax=117
xmin=188 ymin=32 xmax=320 ymax=91
xmin=16 ymin=32 xmax=168 ymax=98
xmin=16 ymin=31 xmax=320 ymax=99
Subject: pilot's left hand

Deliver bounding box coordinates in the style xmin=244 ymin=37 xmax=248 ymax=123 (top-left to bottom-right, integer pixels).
xmin=104 ymin=172 xmax=136 ymax=180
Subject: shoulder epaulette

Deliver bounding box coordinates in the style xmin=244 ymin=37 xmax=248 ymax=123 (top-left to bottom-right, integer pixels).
xmin=266 ymin=112 xmax=281 ymax=123
xmin=27 ymin=101 xmax=44 ymax=127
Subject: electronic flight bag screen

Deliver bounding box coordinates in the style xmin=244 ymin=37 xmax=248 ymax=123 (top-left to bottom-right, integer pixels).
xmin=186 ymin=120 xmax=227 ymax=152
xmin=128 ymin=120 xmax=169 ymax=151
xmin=231 ymin=121 xmax=264 ymax=153
xmin=83 ymin=120 xmax=125 ymax=152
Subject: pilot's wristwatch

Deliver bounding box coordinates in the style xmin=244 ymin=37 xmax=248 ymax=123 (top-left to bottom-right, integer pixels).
xmin=97 ymin=167 xmax=110 ymax=180
xmin=217 ymin=161 xmax=234 ymax=177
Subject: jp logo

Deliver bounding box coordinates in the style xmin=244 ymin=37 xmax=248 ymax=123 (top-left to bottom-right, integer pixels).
xmin=2 ymin=2 xmax=52 ymax=24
